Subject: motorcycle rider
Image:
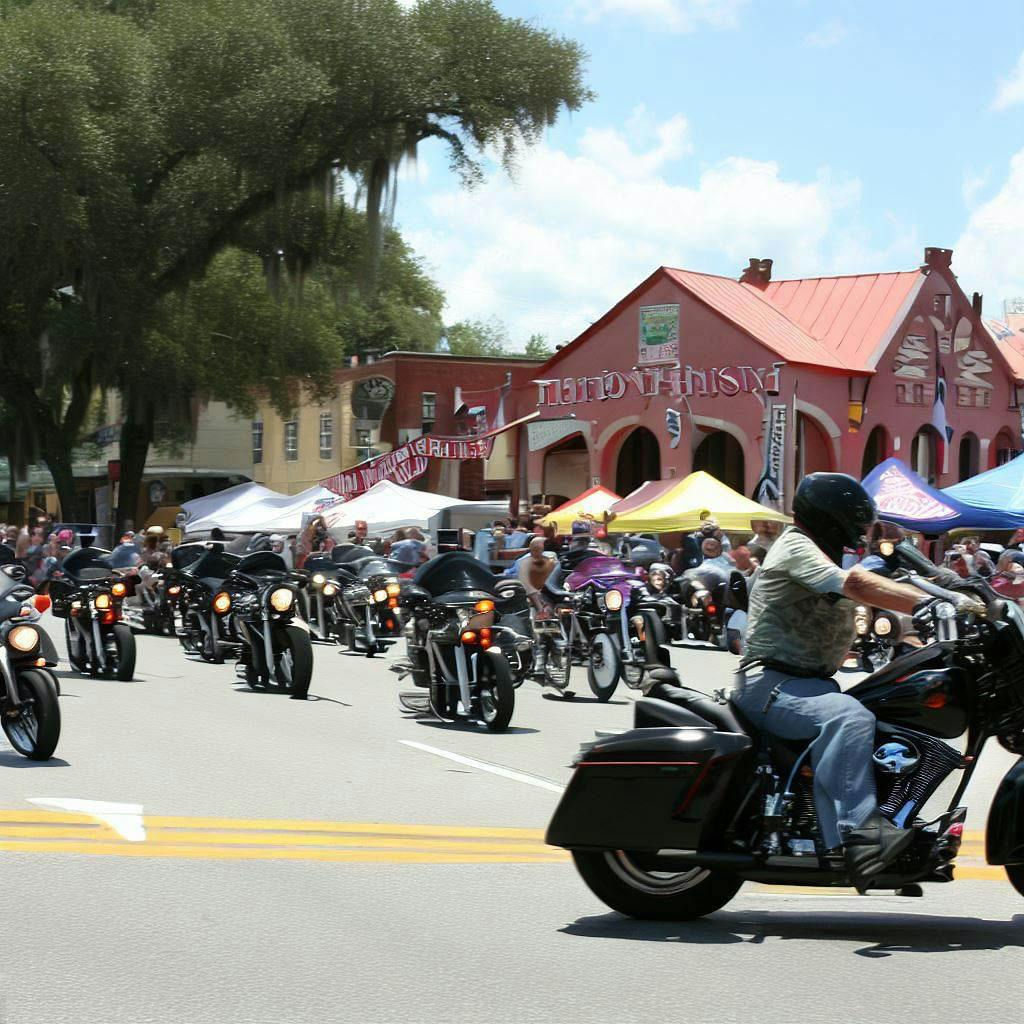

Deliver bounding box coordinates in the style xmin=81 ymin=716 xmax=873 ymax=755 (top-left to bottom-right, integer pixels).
xmin=732 ymin=472 xmax=976 ymax=889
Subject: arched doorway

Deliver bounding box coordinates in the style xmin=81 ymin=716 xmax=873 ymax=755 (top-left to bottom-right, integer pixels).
xmin=693 ymin=430 xmax=744 ymax=493
xmin=860 ymin=425 xmax=889 ymax=478
xmin=795 ymin=412 xmax=833 ymax=481
xmin=993 ymin=428 xmax=1020 ymax=467
xmin=958 ymin=433 xmax=980 ymax=481
xmin=911 ymin=426 xmax=940 ymax=483
xmin=543 ymin=434 xmax=589 ymax=500
xmin=615 ymin=427 xmax=660 ymax=497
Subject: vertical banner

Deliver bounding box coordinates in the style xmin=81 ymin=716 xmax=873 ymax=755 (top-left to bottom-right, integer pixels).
xmin=638 ymin=304 xmax=680 ymax=366
xmin=754 ymin=403 xmax=787 ymax=510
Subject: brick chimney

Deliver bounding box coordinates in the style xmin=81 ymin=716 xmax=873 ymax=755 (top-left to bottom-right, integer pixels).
xmin=922 ymin=247 xmax=953 ymax=272
xmin=972 ymin=291 xmax=984 ymax=317
xmin=740 ymin=257 xmax=773 ymax=287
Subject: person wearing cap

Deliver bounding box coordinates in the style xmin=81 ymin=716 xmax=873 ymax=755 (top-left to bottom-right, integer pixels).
xmin=688 ymin=515 xmax=731 ymax=554
xmin=268 ymin=534 xmax=294 ymax=569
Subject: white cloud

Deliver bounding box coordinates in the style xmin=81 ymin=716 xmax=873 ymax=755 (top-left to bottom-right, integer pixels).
xmin=804 ymin=19 xmax=847 ymax=48
xmin=961 ymin=168 xmax=989 ymax=208
xmin=399 ymin=116 xmax=868 ymax=346
xmin=569 ymin=0 xmax=746 ymax=33
xmin=955 ymin=148 xmax=1024 ymax=312
xmin=993 ymin=51 xmax=1024 ymax=110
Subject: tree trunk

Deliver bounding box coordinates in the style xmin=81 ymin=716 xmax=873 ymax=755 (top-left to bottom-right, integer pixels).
xmin=116 ymin=400 xmax=155 ymax=535
xmin=43 ymin=445 xmax=79 ymax=523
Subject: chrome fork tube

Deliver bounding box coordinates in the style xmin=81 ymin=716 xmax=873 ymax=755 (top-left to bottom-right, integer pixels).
xmin=0 ymin=647 xmax=21 ymax=706
xmin=262 ymin=610 xmax=276 ymax=681
xmin=453 ymin=643 xmax=473 ymax=713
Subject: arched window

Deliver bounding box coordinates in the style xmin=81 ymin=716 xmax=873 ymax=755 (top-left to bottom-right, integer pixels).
xmin=860 ymin=425 xmax=889 ymax=478
xmin=993 ymin=428 xmax=1020 ymax=467
xmin=615 ymin=427 xmax=661 ymax=496
xmin=693 ymin=430 xmax=745 ymax=493
xmin=911 ymin=426 xmax=940 ymax=483
xmin=958 ymin=433 xmax=979 ymax=481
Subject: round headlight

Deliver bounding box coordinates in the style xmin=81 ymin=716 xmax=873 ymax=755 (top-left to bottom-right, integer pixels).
xmin=270 ymin=588 xmax=294 ymax=613
xmin=312 ymin=573 xmax=326 ymax=586
xmin=373 ymin=589 xmax=388 ymax=603
xmin=167 ymin=585 xmax=181 ymax=596
xmin=94 ymin=593 xmax=111 ymax=610
xmin=213 ymin=592 xmax=232 ymax=614
xmin=605 ymin=589 xmax=623 ymax=612
xmin=112 ymin=582 xmax=127 ymax=598
xmin=8 ymin=625 xmax=39 ymax=652
xmin=323 ymin=583 xmax=338 ymax=598
xmin=386 ymin=582 xmax=402 ymax=597
xmin=873 ymin=616 xmax=893 ymax=636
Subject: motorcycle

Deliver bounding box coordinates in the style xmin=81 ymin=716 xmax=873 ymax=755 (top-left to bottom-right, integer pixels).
xmin=0 ymin=560 xmax=61 ymax=759
xmin=50 ymin=547 xmax=136 ymax=680
xmin=394 ymin=552 xmax=518 ymax=731
xmin=547 ymin=540 xmax=1024 ymax=918
xmin=120 ymin=562 xmax=177 ymax=636
xmin=331 ymin=548 xmax=404 ymax=656
xmin=226 ymin=551 xmax=314 ymax=698
xmin=490 ymin=578 xmax=538 ymax=687
xmin=564 ymin=555 xmax=668 ymax=702
xmin=676 ymin=569 xmax=750 ymax=654
xmin=642 ymin=562 xmax=685 ymax=643
xmin=171 ymin=543 xmax=243 ymax=664
xmin=301 ymin=555 xmax=345 ymax=644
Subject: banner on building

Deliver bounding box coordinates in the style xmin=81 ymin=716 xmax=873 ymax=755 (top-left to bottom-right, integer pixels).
xmin=638 ymin=304 xmax=680 ymax=365
xmin=754 ymin=404 xmax=787 ymax=510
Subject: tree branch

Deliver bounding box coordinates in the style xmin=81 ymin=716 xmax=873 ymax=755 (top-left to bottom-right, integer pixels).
xmin=19 ymin=93 xmax=63 ymax=173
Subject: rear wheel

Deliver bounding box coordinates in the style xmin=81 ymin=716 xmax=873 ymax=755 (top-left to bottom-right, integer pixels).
xmin=478 ymin=656 xmax=515 ymax=732
xmin=571 ymin=850 xmax=741 ymax=920
xmin=1006 ymin=863 xmax=1024 ymax=897
xmin=543 ymin=636 xmax=573 ymax=694
xmin=274 ymin=625 xmax=313 ymax=699
xmin=112 ymin=623 xmax=136 ymax=680
xmin=587 ymin=631 xmax=620 ymax=701
xmin=2 ymin=669 xmax=61 ymax=760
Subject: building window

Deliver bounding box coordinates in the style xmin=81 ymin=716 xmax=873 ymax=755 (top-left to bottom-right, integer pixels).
xmin=284 ymin=420 xmax=298 ymax=461
xmin=251 ymin=418 xmax=263 ymax=465
xmin=421 ymin=392 xmax=436 ymax=434
xmin=355 ymin=428 xmax=371 ymax=448
xmin=319 ymin=412 xmax=333 ymax=460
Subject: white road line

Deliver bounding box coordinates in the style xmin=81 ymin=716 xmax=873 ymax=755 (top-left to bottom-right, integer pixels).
xmin=28 ymin=798 xmax=147 ymax=842
xmin=400 ymin=741 xmax=566 ymax=794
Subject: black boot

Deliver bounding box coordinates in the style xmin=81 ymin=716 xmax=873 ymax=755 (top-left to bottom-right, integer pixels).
xmin=843 ymin=812 xmax=916 ymax=891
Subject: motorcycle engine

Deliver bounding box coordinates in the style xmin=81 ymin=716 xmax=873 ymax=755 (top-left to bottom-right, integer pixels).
xmin=873 ymin=729 xmax=962 ymax=826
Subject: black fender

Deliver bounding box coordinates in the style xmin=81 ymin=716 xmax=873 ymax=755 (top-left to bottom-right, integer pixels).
xmin=37 ymin=628 xmax=60 ymax=667
xmin=239 ymin=619 xmax=268 ymax=673
xmin=475 ymin=644 xmax=515 ymax=683
xmin=987 ymin=756 xmax=1024 ymax=865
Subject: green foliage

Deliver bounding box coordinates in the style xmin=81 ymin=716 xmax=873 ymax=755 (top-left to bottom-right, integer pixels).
xmin=524 ymin=333 xmax=553 ymax=359
xmin=444 ymin=318 xmax=510 ymax=357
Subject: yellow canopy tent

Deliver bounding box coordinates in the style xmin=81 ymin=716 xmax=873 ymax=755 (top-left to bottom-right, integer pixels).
xmin=540 ymin=485 xmax=621 ymax=534
xmin=608 ymin=471 xmax=791 ymax=534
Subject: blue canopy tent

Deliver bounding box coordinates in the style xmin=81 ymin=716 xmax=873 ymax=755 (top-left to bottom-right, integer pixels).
xmin=862 ymin=458 xmax=1024 ymax=533
xmin=944 ymin=453 xmax=1024 ymax=521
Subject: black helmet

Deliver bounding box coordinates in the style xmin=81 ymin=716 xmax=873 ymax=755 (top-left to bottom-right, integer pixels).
xmin=792 ymin=473 xmax=875 ymax=564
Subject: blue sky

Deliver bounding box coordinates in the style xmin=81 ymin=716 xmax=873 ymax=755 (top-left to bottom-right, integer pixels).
xmin=393 ymin=0 xmax=1024 ymax=347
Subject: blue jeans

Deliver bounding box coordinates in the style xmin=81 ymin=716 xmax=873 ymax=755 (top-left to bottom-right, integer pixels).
xmin=732 ymin=668 xmax=877 ymax=848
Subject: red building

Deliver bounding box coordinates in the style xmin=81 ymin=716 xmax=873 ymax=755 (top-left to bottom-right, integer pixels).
xmin=504 ymin=247 xmax=1024 ymax=511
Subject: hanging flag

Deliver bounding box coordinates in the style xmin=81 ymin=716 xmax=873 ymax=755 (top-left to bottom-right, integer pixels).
xmin=932 ymin=366 xmax=955 ymax=445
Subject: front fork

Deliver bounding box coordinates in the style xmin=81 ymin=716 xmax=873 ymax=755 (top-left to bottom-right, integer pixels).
xmin=0 ymin=648 xmax=21 ymax=708
xmin=92 ymin=616 xmax=107 ymax=671
xmin=261 ymin=611 xmax=277 ymax=682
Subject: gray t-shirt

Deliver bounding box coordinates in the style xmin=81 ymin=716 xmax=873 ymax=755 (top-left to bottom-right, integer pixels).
xmin=743 ymin=527 xmax=853 ymax=677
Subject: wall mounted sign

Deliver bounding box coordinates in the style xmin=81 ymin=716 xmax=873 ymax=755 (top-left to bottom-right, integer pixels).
xmin=665 ymin=408 xmax=682 ymax=449
xmin=535 ymin=361 xmax=784 ymax=407
xmin=526 ymin=417 xmax=590 ymax=452
xmin=638 ymin=304 xmax=680 ymax=365
xmin=754 ymin=404 xmax=787 ymax=510
xmin=351 ymin=376 xmax=396 ymax=421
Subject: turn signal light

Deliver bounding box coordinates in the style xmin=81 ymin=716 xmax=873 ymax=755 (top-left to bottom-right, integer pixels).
xmin=33 ymin=594 xmax=51 ymax=613
xmin=388 ymin=597 xmax=398 ymax=608
xmin=34 ymin=657 xmax=46 ymax=667
xmin=167 ymin=585 xmax=181 ymax=596
xmin=480 ymin=627 xmax=492 ymax=649
xmin=474 ymin=599 xmax=495 ymax=613
xmin=461 ymin=630 xmax=477 ymax=644
xmin=100 ymin=610 xmax=117 ymax=625
xmin=924 ymin=693 xmax=948 ymax=709
xmin=112 ymin=582 xmax=127 ymax=598
xmin=386 ymin=583 xmax=402 ymax=597
xmin=706 ymin=604 xmax=717 ymax=616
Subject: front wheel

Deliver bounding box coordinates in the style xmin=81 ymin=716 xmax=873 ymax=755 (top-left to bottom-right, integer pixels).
xmin=2 ymin=670 xmax=61 ymax=760
xmin=112 ymin=623 xmax=136 ymax=680
xmin=571 ymin=850 xmax=742 ymax=920
xmin=587 ymin=631 xmax=620 ymax=701
xmin=477 ymin=655 xmax=515 ymax=732
xmin=64 ymin=620 xmax=86 ymax=672
xmin=1006 ymin=863 xmax=1024 ymax=897
xmin=274 ymin=625 xmax=314 ymax=699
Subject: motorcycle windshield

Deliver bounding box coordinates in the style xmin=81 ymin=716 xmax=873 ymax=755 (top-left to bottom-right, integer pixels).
xmin=566 ymin=555 xmax=637 ymax=590
xmin=61 ymin=547 xmax=115 ymax=582
xmin=186 ymin=548 xmax=242 ymax=581
xmin=414 ymin=552 xmax=496 ymax=599
xmin=356 ymin=558 xmax=394 ymax=580
xmin=237 ymin=551 xmax=288 ymax=576
xmin=172 ymin=543 xmax=209 ymax=571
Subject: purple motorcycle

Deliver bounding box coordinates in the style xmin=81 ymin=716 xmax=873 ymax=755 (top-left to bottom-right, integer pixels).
xmin=561 ymin=554 xmax=668 ymax=701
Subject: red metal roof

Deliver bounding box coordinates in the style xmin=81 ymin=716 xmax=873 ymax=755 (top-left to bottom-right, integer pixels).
xmin=761 ymin=272 xmax=923 ymax=372
xmin=664 ymin=269 xmax=857 ymax=372
xmin=982 ymin=318 xmax=1024 ymax=381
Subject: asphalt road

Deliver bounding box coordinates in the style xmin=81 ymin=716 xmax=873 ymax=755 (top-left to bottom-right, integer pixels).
xmin=0 ymin=615 xmax=1021 ymax=1024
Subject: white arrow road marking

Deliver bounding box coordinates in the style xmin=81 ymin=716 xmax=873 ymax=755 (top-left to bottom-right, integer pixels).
xmin=400 ymin=741 xmax=566 ymax=794
xmin=28 ymin=798 xmax=146 ymax=842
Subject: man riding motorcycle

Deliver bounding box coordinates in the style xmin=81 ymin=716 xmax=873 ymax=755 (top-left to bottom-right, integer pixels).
xmin=727 ymin=473 xmax=978 ymax=889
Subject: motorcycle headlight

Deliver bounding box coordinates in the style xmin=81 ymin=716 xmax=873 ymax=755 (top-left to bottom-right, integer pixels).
xmin=8 ymin=625 xmax=39 ymax=652
xmin=94 ymin=593 xmax=111 ymax=610
xmin=112 ymin=582 xmax=127 ymax=598
xmin=605 ymin=589 xmax=623 ymax=612
xmin=373 ymin=589 xmax=388 ymax=603
xmin=270 ymin=588 xmax=294 ymax=613
xmin=873 ymin=616 xmax=893 ymax=637
xmin=213 ymin=592 xmax=232 ymax=614
xmin=312 ymin=573 xmax=326 ymax=587
xmin=167 ymin=585 xmax=181 ymax=596
xmin=323 ymin=583 xmax=338 ymax=598
xmin=386 ymin=581 xmax=402 ymax=597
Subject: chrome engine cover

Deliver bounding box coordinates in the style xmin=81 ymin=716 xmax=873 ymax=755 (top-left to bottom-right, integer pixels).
xmin=872 ymin=739 xmax=921 ymax=775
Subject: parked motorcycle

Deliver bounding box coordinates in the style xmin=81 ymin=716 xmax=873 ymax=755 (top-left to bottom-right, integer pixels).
xmin=50 ymin=547 xmax=136 ymax=680
xmin=171 ymin=543 xmax=243 ymax=664
xmin=547 ymin=540 xmax=1024 ymax=917
xmin=226 ymin=551 xmax=313 ymax=698
xmin=0 ymin=561 xmax=61 ymax=759
xmin=394 ymin=552 xmax=518 ymax=731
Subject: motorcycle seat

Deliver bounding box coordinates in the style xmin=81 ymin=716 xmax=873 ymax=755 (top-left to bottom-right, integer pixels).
xmin=645 ymin=672 xmax=748 ymax=735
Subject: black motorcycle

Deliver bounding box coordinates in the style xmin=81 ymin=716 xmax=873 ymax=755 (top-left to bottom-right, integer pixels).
xmin=50 ymin=547 xmax=136 ymax=680
xmin=394 ymin=552 xmax=518 ymax=731
xmin=676 ymin=569 xmax=749 ymax=653
xmin=331 ymin=547 xmax=404 ymax=656
xmin=302 ymin=555 xmax=345 ymax=644
xmin=171 ymin=543 xmax=243 ymax=664
xmin=0 ymin=560 xmax=61 ymax=759
xmin=851 ymin=604 xmax=918 ymax=672
xmin=121 ymin=562 xmax=177 ymax=636
xmin=548 ymin=541 xmax=1024 ymax=916
xmin=226 ymin=551 xmax=314 ymax=698
xmin=642 ymin=563 xmax=684 ymax=643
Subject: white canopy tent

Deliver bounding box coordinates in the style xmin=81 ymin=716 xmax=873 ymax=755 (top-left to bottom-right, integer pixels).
xmin=186 ymin=484 xmax=341 ymax=535
xmin=182 ymin=482 xmax=276 ymax=531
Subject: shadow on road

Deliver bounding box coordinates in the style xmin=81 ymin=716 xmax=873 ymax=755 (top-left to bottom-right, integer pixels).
xmin=0 ymin=750 xmax=71 ymax=768
xmin=230 ymin=686 xmax=352 ymax=707
xmin=541 ymin=693 xmax=629 ymax=706
xmin=415 ymin=718 xmax=541 ymax=736
xmin=562 ymin=909 xmax=1024 ymax=957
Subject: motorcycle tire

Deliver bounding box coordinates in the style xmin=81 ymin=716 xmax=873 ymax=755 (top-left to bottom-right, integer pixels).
xmin=113 ymin=623 xmax=136 ymax=680
xmin=244 ymin=663 xmax=265 ymax=691
xmin=571 ymin=850 xmax=742 ymax=921
xmin=274 ymin=624 xmax=313 ymax=699
xmin=2 ymin=669 xmax=61 ymax=760
xmin=544 ymin=638 xmax=572 ymax=693
xmin=478 ymin=656 xmax=515 ymax=732
xmin=1006 ymin=863 xmax=1024 ymax=897
xmin=64 ymin=620 xmax=86 ymax=673
xmin=587 ymin=631 xmax=621 ymax=702
xmin=203 ymin=629 xmax=224 ymax=665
